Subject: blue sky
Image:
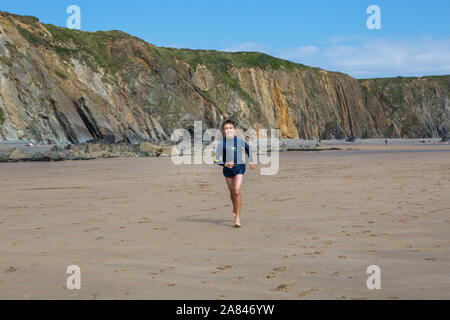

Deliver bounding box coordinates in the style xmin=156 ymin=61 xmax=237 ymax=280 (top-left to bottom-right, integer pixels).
xmin=2 ymin=0 xmax=450 ymax=78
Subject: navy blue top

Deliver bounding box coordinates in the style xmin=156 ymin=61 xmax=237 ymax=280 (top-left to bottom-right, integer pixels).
xmin=214 ymin=136 xmax=254 ymax=166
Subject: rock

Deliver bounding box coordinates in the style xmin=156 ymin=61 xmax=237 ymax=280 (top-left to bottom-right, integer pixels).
xmin=160 ymin=146 xmax=173 ymax=157
xmin=139 ymin=141 xmax=160 ymax=157
xmin=8 ymin=148 xmax=26 ymax=161
xmin=68 ymin=145 xmax=86 ymax=159
xmin=51 ymin=145 xmax=63 ymax=152
xmin=86 ymin=151 xmax=108 ymax=159
xmin=104 ymin=134 xmax=116 ymax=144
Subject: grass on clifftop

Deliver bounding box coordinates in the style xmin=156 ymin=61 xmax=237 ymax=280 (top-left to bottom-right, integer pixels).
xmin=44 ymin=24 xmax=135 ymax=74
xmin=1 ymin=12 xmax=126 ymax=75
xmin=358 ymin=75 xmax=450 ymax=98
xmin=152 ymin=46 xmax=321 ymax=72
xmin=5 ymin=13 xmax=138 ymax=76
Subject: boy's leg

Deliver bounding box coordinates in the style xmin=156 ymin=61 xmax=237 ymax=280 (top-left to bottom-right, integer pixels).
xmin=225 ymin=177 xmax=237 ymax=217
xmin=233 ymin=174 xmax=244 ymax=226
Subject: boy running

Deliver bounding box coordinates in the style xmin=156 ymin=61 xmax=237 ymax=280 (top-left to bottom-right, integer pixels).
xmin=214 ymin=120 xmax=255 ymax=228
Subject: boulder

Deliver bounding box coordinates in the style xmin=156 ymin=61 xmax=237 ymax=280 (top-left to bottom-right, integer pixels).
xmin=8 ymin=148 xmax=26 ymax=161
xmin=139 ymin=141 xmax=160 ymax=157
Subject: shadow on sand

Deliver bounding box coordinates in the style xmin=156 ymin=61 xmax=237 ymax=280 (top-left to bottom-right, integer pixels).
xmin=178 ymin=217 xmax=235 ymax=228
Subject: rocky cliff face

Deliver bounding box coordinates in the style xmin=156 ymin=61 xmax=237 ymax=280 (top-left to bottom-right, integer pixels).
xmin=0 ymin=12 xmax=449 ymax=144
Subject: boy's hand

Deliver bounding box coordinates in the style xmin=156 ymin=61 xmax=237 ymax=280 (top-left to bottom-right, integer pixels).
xmin=250 ymin=163 xmax=256 ymax=170
xmin=225 ymin=162 xmax=235 ymax=168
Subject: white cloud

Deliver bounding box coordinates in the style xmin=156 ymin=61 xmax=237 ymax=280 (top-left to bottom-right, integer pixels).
xmin=275 ymin=37 xmax=450 ymax=78
xmin=222 ymin=41 xmax=269 ymax=53
xmin=223 ymin=37 xmax=450 ymax=78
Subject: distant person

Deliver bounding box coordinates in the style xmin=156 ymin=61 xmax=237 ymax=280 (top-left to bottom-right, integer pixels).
xmin=214 ymin=120 xmax=255 ymax=228
xmin=385 ymin=139 xmax=388 ymax=146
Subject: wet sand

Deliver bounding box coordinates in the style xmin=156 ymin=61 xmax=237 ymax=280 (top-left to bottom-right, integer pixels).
xmin=0 ymin=144 xmax=449 ymax=299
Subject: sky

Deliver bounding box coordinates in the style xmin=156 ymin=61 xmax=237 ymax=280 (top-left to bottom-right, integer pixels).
xmin=1 ymin=0 xmax=450 ymax=78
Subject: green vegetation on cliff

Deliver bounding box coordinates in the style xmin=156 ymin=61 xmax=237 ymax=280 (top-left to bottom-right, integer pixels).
xmin=0 ymin=108 xmax=5 ymax=125
xmin=152 ymin=47 xmax=312 ymax=71
xmin=44 ymin=24 xmax=133 ymax=75
xmin=427 ymin=75 xmax=450 ymax=96
xmin=3 ymin=14 xmax=137 ymax=76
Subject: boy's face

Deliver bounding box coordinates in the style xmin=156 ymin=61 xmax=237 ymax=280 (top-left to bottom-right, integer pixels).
xmin=223 ymin=123 xmax=236 ymax=139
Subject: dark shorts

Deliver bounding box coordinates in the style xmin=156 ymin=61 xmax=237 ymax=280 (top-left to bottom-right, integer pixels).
xmin=223 ymin=164 xmax=246 ymax=178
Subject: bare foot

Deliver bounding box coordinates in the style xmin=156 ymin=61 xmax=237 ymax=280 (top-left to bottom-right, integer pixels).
xmin=234 ymin=217 xmax=241 ymax=228
xmin=232 ymin=212 xmax=237 ymax=217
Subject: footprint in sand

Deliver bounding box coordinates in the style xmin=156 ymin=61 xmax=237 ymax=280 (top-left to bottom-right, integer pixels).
xmin=160 ymin=266 xmax=175 ymax=273
xmin=89 ymin=293 xmax=99 ymax=300
xmin=272 ymin=283 xmax=295 ymax=292
xmin=217 ymin=265 xmax=233 ymax=271
xmin=297 ymin=288 xmax=319 ymax=298
xmin=273 ymin=267 xmax=287 ymax=272
xmin=264 ymin=266 xmax=288 ymax=279
xmin=231 ymin=276 xmax=245 ymax=285
xmin=216 ymin=265 xmax=233 ymax=272
xmin=212 ymin=265 xmax=233 ymax=274
xmin=5 ymin=267 xmax=18 ymax=273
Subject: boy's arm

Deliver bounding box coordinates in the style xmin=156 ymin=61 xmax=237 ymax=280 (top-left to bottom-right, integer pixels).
xmin=214 ymin=142 xmax=225 ymax=167
xmin=244 ymin=140 xmax=255 ymax=164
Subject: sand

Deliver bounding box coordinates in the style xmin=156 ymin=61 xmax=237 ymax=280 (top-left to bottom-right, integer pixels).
xmin=0 ymin=144 xmax=449 ymax=300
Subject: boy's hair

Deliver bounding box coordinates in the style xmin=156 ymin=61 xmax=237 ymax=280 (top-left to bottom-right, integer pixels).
xmin=221 ymin=119 xmax=236 ymax=130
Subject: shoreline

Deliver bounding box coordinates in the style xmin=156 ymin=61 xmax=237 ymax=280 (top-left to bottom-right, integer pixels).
xmin=0 ymin=138 xmax=448 ymax=163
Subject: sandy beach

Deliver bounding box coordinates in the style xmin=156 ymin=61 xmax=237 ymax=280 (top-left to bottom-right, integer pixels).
xmin=0 ymin=144 xmax=449 ymax=300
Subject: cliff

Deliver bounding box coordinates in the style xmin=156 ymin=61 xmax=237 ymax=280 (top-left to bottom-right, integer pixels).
xmin=0 ymin=11 xmax=449 ymax=144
